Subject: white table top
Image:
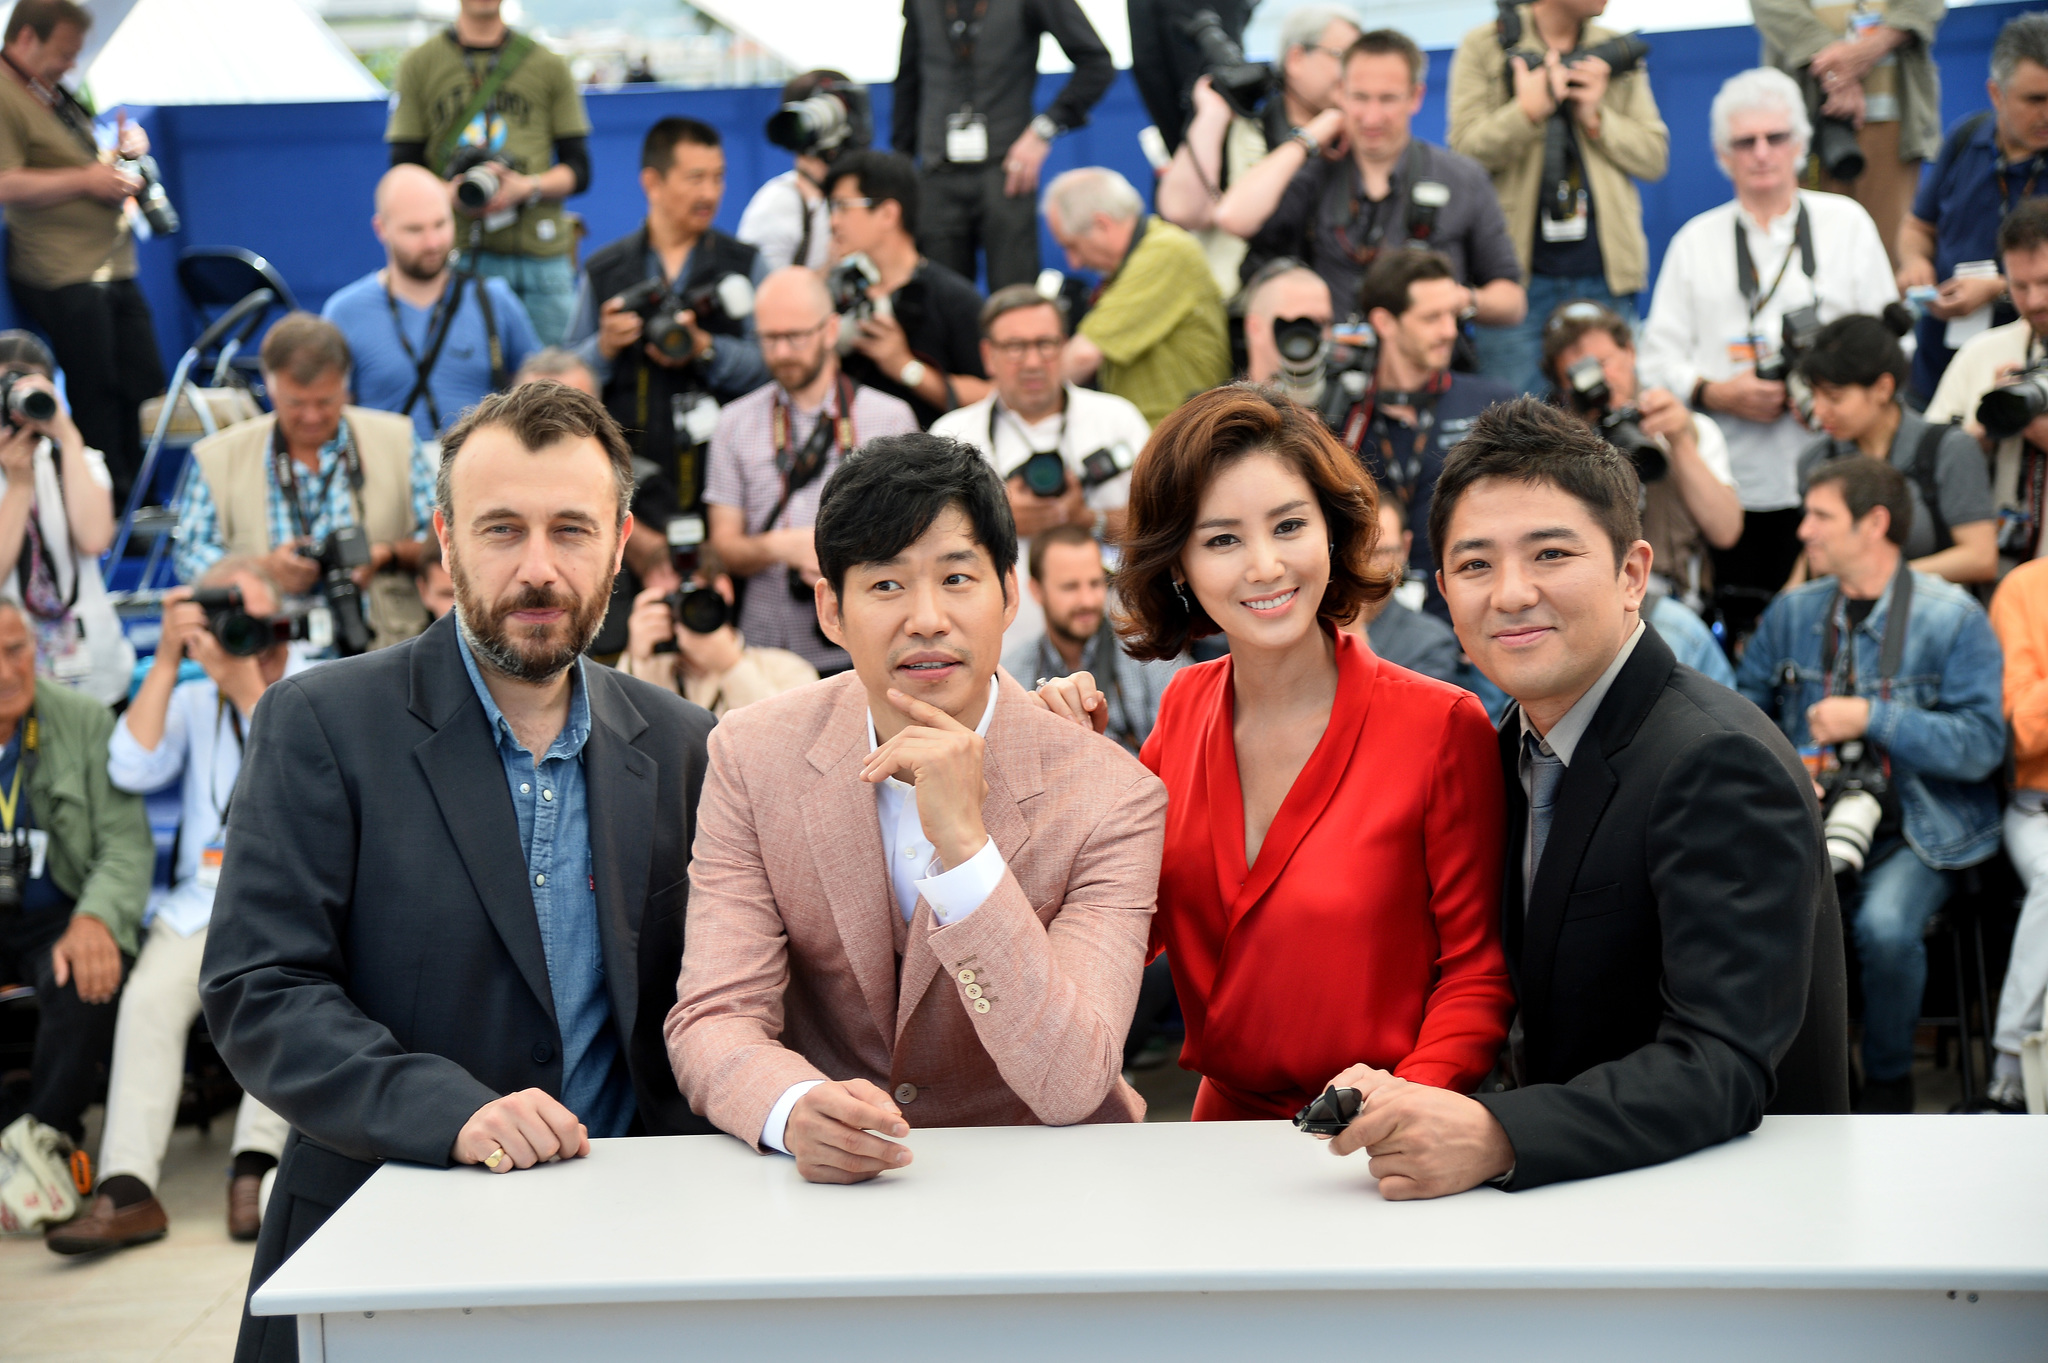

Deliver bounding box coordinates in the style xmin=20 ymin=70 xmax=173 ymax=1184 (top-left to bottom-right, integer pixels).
xmin=253 ymin=1116 xmax=2048 ymax=1316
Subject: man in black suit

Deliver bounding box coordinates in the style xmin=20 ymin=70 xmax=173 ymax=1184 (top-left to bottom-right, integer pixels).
xmin=1325 ymin=398 xmax=1846 ymax=1197
xmin=201 ymin=383 xmax=714 ymax=1362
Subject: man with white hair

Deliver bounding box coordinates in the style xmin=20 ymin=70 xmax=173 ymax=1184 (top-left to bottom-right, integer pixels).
xmin=1639 ymin=67 xmax=1895 ymax=642
xmin=1155 ymin=5 xmax=1363 ymax=297
xmin=1043 ymin=167 xmax=1229 ymax=425
xmin=1242 ymin=261 xmax=1333 ymax=389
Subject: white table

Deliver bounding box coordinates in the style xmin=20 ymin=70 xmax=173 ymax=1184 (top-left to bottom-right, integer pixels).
xmin=255 ymin=1116 xmax=2048 ymax=1363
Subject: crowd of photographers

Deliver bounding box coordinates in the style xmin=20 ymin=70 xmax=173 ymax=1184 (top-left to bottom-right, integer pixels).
xmin=4 ymin=0 xmax=2048 ymax=1258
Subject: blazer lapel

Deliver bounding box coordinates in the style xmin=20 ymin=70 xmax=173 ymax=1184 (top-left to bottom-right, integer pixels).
xmin=407 ymin=617 xmax=557 ymax=1025
xmin=801 ymin=678 xmax=898 ymax=1052
xmin=583 ymin=671 xmax=655 ymax=1050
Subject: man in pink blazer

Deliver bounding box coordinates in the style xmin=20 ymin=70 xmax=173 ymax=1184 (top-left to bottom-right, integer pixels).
xmin=667 ymin=433 xmax=1167 ymax=1182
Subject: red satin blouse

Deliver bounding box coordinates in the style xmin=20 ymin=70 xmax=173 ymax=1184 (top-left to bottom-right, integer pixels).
xmin=1139 ymin=627 xmax=1514 ymax=1121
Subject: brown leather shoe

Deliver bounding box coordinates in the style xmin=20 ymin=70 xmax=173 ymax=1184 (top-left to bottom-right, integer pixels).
xmin=227 ymin=1174 xmax=263 ymax=1241
xmin=44 ymin=1192 xmax=168 ymax=1255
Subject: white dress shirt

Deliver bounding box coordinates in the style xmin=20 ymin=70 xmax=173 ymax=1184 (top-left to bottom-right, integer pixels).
xmin=1926 ymin=317 xmax=2042 ymax=561
xmin=736 ymin=169 xmax=832 ymax=271
xmin=1638 ymin=190 xmax=1898 ymax=513
xmin=760 ymin=676 xmax=1009 ymax=1155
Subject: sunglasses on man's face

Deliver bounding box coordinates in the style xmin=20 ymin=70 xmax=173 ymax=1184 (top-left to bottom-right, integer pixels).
xmin=1728 ymin=130 xmax=1795 ymax=153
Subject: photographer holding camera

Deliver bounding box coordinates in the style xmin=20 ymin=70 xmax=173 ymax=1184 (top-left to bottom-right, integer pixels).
xmin=0 ymin=332 xmax=131 ymax=706
xmin=1154 ymin=6 xmax=1362 ymax=296
xmin=1737 ymin=458 xmax=2004 ymax=1114
xmin=1753 ymin=0 xmax=1943 ymax=272
xmin=1795 ymin=310 xmax=1998 ymax=586
xmin=823 ymin=150 xmax=989 ymax=429
xmin=1639 ymin=67 xmax=1895 ymax=642
xmin=323 ymin=165 xmax=541 ymax=442
xmin=704 ymin=268 xmax=918 ymax=675
xmin=618 ymin=534 xmax=817 ymax=718
xmin=1243 ymin=260 xmax=1332 ymax=387
xmin=1926 ymin=197 xmax=2048 ymax=573
xmin=567 ymin=118 xmax=768 ymax=518
xmin=386 ymin=0 xmax=590 ymax=344
xmin=932 ymin=285 xmax=1149 ymax=648
xmin=0 ymin=1 xmax=165 ymax=508
xmin=53 ymin=560 xmax=302 ymax=1255
xmin=739 ymin=70 xmax=872 ymax=272
xmin=1448 ymin=1 xmax=1669 ymax=398
xmin=174 ymin=314 xmax=434 ymax=656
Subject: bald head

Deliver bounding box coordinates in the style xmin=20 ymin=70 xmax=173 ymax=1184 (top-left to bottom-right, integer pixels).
xmin=1247 ymin=267 xmax=1332 ymax=324
xmin=755 ymin=266 xmax=837 ymax=396
xmin=375 ymin=164 xmax=455 ymax=284
xmin=755 ymin=266 xmax=832 ymax=327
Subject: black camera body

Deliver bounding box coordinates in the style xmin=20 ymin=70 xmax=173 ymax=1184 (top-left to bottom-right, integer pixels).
xmin=827 ymin=253 xmax=880 ymax=322
xmin=189 ymin=585 xmax=312 ymax=658
xmin=1298 ymin=321 xmax=1378 ymax=434
xmin=298 ymin=525 xmax=372 ymax=657
xmin=120 ymin=153 xmax=180 ymax=236
xmin=614 ymin=273 xmax=755 ymax=362
xmin=1754 ymin=304 xmax=1824 ymax=383
xmin=1562 ymin=356 xmax=1665 ymax=482
xmin=766 ymin=79 xmax=874 ymax=164
xmin=447 ymin=145 xmax=515 ymax=214
xmin=0 ymin=826 xmax=29 ymax=913
xmin=1182 ymin=9 xmax=1274 ymax=119
xmin=1818 ymin=739 xmax=1889 ymax=876
xmin=654 ymin=515 xmax=734 ymax=654
xmin=1496 ymin=5 xmax=1649 ymax=224
xmin=0 ymin=370 xmax=56 ymax=430
xmin=1979 ymin=365 xmax=2048 ymax=441
xmin=1011 ymin=442 xmax=1136 ymax=500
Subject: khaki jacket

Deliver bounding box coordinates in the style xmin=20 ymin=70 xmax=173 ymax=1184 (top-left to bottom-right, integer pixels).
xmin=1448 ymin=7 xmax=1669 ymax=296
xmin=1753 ymin=0 xmax=1945 ymax=164
xmin=190 ymin=407 xmax=429 ymax=650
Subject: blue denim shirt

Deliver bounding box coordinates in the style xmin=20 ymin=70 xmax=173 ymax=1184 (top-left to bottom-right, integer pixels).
xmin=1736 ymin=569 xmax=2006 ymax=869
xmin=456 ymin=628 xmax=634 ymax=1138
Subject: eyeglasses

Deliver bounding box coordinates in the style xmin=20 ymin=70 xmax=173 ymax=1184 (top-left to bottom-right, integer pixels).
xmin=1304 ymin=43 xmax=1348 ymax=61
xmin=989 ymin=338 xmax=1064 ymax=360
xmin=827 ymin=197 xmax=876 ymax=215
xmin=1727 ymin=130 xmax=1795 ymax=153
xmin=759 ymin=319 xmax=832 ymax=351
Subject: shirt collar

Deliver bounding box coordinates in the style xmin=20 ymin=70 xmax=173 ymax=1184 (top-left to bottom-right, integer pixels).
xmin=454 ymin=618 xmax=593 ymax=763
xmin=1519 ymin=620 xmax=1645 ymax=768
xmin=865 ymin=674 xmax=998 ymax=791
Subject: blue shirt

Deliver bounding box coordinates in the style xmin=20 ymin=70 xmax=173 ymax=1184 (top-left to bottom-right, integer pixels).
xmin=1909 ymin=113 xmax=2048 ymax=397
xmin=455 ymin=626 xmax=633 ymax=1139
xmin=323 ymin=270 xmax=541 ymax=440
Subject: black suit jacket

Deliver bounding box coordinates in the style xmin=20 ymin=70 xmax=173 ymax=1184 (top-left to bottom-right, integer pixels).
xmin=201 ymin=614 xmax=713 ymax=1361
xmin=1473 ymin=626 xmax=1849 ymax=1191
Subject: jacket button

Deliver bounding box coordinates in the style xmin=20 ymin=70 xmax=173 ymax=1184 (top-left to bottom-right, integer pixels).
xmin=963 ymin=983 xmax=983 ymax=999
xmin=956 ymin=969 xmax=975 ymax=984
xmin=532 ymin=1042 xmax=553 ymax=1064
xmin=973 ymin=998 xmax=991 ymax=1014
xmin=894 ymin=1082 xmax=918 ymax=1104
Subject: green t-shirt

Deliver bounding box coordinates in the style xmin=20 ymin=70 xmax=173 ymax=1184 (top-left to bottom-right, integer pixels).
xmin=1079 ymin=218 xmax=1231 ymax=427
xmin=385 ymin=29 xmax=590 ymax=259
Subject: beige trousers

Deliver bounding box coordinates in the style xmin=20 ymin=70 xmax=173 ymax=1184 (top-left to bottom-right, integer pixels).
xmin=97 ymin=923 xmax=287 ymax=1192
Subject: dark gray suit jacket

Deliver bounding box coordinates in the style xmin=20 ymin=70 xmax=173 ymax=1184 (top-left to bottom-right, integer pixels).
xmin=201 ymin=613 xmax=713 ymax=1361
xmin=1473 ymin=625 xmax=1850 ymax=1190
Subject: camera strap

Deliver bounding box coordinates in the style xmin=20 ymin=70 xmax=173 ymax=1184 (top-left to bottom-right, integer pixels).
xmin=431 ymin=30 xmax=537 ymax=176
xmin=1823 ymin=557 xmax=1913 ymax=702
xmin=15 ymin=440 xmax=77 ymax=621
xmin=766 ymin=374 xmax=855 ymax=531
xmin=0 ymin=713 xmax=40 ymax=836
xmin=2 ymin=54 xmax=98 ymax=158
xmin=991 ymin=397 xmax=1067 ymax=478
xmin=1335 ymin=141 xmax=1431 ymax=267
xmin=942 ymin=0 xmax=990 ymax=67
xmin=209 ymin=696 xmax=245 ymax=825
xmin=387 ymin=273 xmax=472 ymax=434
xmin=271 ymin=422 xmax=361 ymax=543
xmin=1735 ymin=201 xmax=1814 ymax=329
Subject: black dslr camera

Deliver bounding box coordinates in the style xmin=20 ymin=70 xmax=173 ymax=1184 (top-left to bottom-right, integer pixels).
xmin=1497 ymin=4 xmax=1649 ymax=226
xmin=1561 ymin=356 xmax=1665 ymax=482
xmin=298 ymin=526 xmax=372 ymax=657
xmin=653 ymin=516 xmax=734 ymax=655
xmin=827 ymin=253 xmax=880 ymax=321
xmin=447 ymin=145 xmax=516 ymax=214
xmin=1182 ymin=9 xmax=1274 ymax=119
xmin=0 ymin=824 xmax=29 ymax=912
xmin=1817 ymin=739 xmax=1889 ymax=878
xmin=1010 ymin=442 xmax=1137 ymax=501
xmin=0 ymin=370 xmax=56 ymax=430
xmin=189 ymin=585 xmax=313 ymax=657
xmin=613 ymin=274 xmax=756 ymax=362
xmin=119 ymin=153 xmax=179 ymax=236
xmin=765 ymin=76 xmax=873 ymax=165
xmin=1978 ymin=365 xmax=2048 ymax=441
xmin=1294 ymin=320 xmax=1379 ymax=435
xmin=1757 ymin=304 xmax=1824 ymax=424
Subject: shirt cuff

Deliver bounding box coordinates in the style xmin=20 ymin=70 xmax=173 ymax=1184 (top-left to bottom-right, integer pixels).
xmin=760 ymin=1079 xmax=824 ymax=1155
xmin=917 ymin=836 xmax=1005 ymax=926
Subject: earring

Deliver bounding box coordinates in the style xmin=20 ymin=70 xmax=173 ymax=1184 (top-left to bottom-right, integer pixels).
xmin=1173 ymin=580 xmax=1194 ymax=613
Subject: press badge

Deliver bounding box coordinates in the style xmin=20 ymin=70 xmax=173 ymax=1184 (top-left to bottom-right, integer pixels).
xmin=25 ymin=827 xmax=47 ymax=881
xmin=946 ymin=110 xmax=989 ymax=164
xmin=1539 ymin=190 xmax=1590 ymax=243
xmin=196 ymin=837 xmax=224 ymax=890
xmin=675 ymin=394 xmax=721 ymax=446
xmin=34 ymin=616 xmax=90 ymax=681
xmin=1726 ymin=337 xmax=1761 ymax=370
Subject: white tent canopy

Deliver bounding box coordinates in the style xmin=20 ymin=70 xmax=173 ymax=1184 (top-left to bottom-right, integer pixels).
xmin=84 ymin=0 xmax=383 ymax=106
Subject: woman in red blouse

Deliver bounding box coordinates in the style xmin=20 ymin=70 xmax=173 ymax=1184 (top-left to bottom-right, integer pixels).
xmin=1120 ymin=385 xmax=1512 ymax=1122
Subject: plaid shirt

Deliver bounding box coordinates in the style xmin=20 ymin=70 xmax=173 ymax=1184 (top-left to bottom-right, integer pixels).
xmin=173 ymin=420 xmax=434 ymax=584
xmin=703 ymin=378 xmax=917 ymax=672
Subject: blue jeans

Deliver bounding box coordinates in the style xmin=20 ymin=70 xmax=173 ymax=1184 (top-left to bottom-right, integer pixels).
xmin=1848 ymin=839 xmax=1953 ymax=1083
xmin=1471 ymin=273 xmax=1638 ymax=400
xmin=468 ymin=250 xmax=576 ymax=346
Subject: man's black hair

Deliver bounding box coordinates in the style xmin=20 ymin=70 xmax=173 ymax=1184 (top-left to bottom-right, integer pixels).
xmin=1427 ymin=397 xmax=1642 ymax=570
xmin=823 ymin=150 xmax=920 ymax=240
xmin=815 ymin=433 xmax=1016 ymax=601
xmin=1999 ymin=195 xmax=2048 ymax=257
xmin=1808 ymin=456 xmax=1913 ymax=547
xmin=1797 ymin=310 xmax=1913 ymax=393
xmin=642 ymin=117 xmax=721 ymax=174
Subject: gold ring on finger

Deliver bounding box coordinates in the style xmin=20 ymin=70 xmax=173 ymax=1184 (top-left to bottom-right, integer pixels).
xmin=484 ymin=1147 xmax=505 ymax=1170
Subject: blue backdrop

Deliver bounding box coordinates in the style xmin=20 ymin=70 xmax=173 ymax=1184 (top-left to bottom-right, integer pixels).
xmin=31 ymin=0 xmax=2036 ymax=372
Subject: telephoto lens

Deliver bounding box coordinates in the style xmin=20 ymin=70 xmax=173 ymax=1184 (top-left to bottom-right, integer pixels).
xmin=1014 ymin=450 xmax=1069 ymax=498
xmin=1180 ymin=8 xmax=1275 ymax=118
xmin=1813 ymin=115 xmax=1865 ymax=183
xmin=1823 ymin=787 xmax=1884 ymax=876
xmin=0 ymin=372 xmax=56 ymax=427
xmin=1978 ymin=367 xmax=2048 ymax=440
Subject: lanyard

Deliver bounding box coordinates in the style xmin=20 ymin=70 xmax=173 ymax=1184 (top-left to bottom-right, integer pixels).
xmin=1346 ymin=370 xmax=1451 ymax=490
xmin=1 ymin=53 xmax=98 ymax=157
xmin=383 ymin=274 xmax=467 ymax=433
xmin=15 ymin=441 xmax=77 ymax=620
xmin=209 ymin=695 xmax=246 ymax=825
xmin=766 ymin=374 xmax=855 ymax=532
xmin=1331 ymin=141 xmax=1428 ymax=268
xmin=272 ymin=423 xmax=360 ymax=542
xmin=1735 ymin=202 xmax=1814 ymax=329
xmin=0 ymin=713 xmax=39 ymax=835
xmin=990 ymin=397 xmax=1066 ymax=469
xmin=942 ymin=0 xmax=990 ymax=65
xmin=1997 ymin=155 xmax=2046 ymax=220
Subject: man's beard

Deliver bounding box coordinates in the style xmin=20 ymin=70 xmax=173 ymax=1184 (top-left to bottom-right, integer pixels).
xmin=450 ymin=551 xmax=611 ymax=684
xmin=394 ymin=247 xmax=451 ymax=283
xmin=1047 ymin=605 xmax=1101 ymax=651
xmin=771 ymin=343 xmax=829 ymax=396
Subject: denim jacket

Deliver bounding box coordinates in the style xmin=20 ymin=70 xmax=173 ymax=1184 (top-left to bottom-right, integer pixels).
xmin=1736 ymin=568 xmax=2006 ymax=870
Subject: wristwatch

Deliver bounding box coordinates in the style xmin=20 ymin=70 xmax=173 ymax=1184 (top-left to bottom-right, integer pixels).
xmin=1689 ymin=378 xmax=1711 ymax=412
xmin=899 ymin=359 xmax=929 ymax=389
xmin=1288 ymin=127 xmax=1321 ymax=159
xmin=696 ymin=338 xmax=717 ymax=365
xmin=1029 ymin=114 xmax=1062 ymax=143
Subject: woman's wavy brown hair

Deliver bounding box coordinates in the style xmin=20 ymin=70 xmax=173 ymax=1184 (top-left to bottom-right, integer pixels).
xmin=1113 ymin=383 xmax=1393 ymax=661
